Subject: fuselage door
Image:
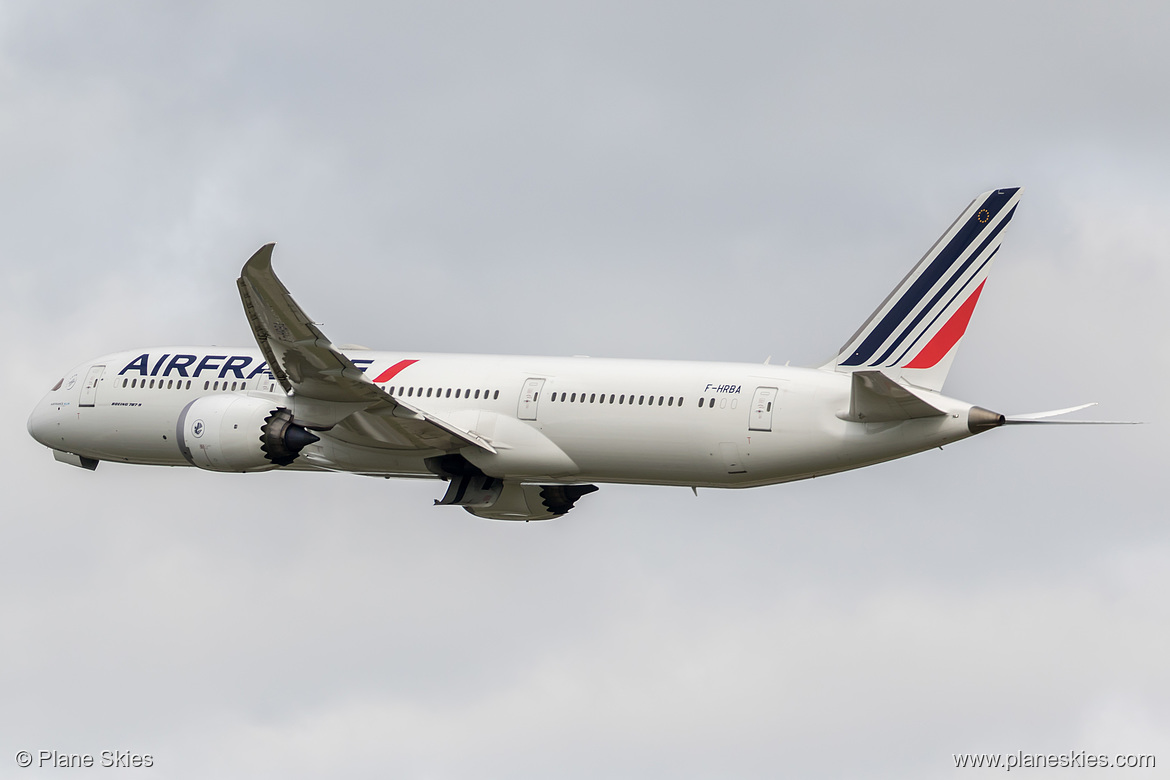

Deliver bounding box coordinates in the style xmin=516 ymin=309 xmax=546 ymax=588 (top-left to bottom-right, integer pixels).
xmin=748 ymin=386 xmax=778 ymax=431
xmin=517 ymin=378 xmax=546 ymax=421
xmin=79 ymin=365 xmax=105 ymax=407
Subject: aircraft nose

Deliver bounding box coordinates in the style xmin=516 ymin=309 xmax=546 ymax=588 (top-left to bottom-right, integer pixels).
xmin=27 ymin=396 xmax=60 ymax=448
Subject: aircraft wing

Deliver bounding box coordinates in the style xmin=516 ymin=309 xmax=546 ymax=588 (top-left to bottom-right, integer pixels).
xmin=237 ymin=244 xmax=495 ymax=454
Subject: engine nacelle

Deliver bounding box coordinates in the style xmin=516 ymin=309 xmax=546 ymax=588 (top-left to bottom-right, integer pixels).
xmin=176 ymin=394 xmax=319 ymax=473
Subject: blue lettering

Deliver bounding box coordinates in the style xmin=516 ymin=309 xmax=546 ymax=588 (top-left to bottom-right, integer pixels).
xmin=705 ymin=383 xmax=744 ymax=394
xmin=246 ymin=361 xmax=273 ymax=380
xmin=163 ymin=354 xmax=197 ymax=377
xmin=149 ymin=353 xmax=170 ymax=376
xmin=119 ymin=354 xmax=150 ymax=376
xmin=219 ymin=355 xmax=253 ymax=378
xmin=193 ymin=355 xmax=226 ymax=377
xmin=352 ymin=359 xmax=374 ymax=373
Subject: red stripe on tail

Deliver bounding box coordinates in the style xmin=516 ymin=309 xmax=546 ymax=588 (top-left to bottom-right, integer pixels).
xmin=903 ymin=282 xmax=986 ymax=369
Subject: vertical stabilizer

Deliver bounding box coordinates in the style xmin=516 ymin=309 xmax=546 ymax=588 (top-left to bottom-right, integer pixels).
xmin=823 ymin=187 xmax=1022 ymax=391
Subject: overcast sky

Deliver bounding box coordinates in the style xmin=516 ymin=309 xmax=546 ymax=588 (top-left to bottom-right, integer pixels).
xmin=2 ymin=2 xmax=1167 ymax=778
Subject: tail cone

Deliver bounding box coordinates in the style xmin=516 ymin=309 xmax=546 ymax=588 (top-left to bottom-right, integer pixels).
xmin=968 ymin=406 xmax=1006 ymax=434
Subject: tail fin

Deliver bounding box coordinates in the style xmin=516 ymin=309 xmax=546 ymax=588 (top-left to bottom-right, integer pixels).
xmin=823 ymin=187 xmax=1023 ymax=391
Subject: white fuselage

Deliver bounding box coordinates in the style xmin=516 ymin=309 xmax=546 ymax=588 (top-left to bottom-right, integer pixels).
xmin=28 ymin=347 xmax=980 ymax=489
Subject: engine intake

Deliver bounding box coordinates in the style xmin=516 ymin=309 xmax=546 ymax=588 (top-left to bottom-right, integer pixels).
xmin=177 ymin=394 xmax=319 ymax=473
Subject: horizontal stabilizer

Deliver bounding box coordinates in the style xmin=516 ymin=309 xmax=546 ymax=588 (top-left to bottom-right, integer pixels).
xmin=843 ymin=370 xmax=948 ymax=423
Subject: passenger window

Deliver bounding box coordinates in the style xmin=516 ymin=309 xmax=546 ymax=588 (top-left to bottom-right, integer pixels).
xmin=590 ymin=393 xmax=596 ymax=403
xmin=638 ymin=395 xmax=644 ymax=405
xmin=493 ymin=390 xmax=499 ymax=400
xmin=427 ymin=388 xmax=433 ymax=397
xmin=475 ymin=389 xmax=480 ymax=399
xmin=186 ymin=381 xmax=192 ymax=390
xmin=668 ymin=397 xmax=673 ymax=406
xmin=570 ymin=393 xmax=576 ymax=402
xmin=709 ymin=397 xmax=715 ymax=408
xmin=203 ymin=381 xmax=209 ymax=390
xmin=658 ymin=396 xmax=664 ymax=405
xmin=408 ymin=387 xmax=414 ymax=396
xmin=231 ymin=381 xmax=237 ymax=391
xmin=446 ymin=388 xmax=452 ymax=398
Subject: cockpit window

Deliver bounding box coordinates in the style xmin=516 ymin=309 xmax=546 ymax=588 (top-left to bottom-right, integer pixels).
xmin=51 ymin=378 xmax=63 ymax=391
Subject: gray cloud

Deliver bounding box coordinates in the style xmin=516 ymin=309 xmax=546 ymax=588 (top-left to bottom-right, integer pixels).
xmin=1 ymin=2 xmax=1167 ymax=778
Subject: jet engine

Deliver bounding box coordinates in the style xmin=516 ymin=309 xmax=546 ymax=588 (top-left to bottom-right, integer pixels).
xmin=426 ymin=454 xmax=598 ymax=521
xmin=176 ymin=394 xmax=319 ymax=473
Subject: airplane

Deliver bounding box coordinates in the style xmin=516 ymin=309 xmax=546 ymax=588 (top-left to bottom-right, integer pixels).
xmin=27 ymin=187 xmax=1117 ymax=520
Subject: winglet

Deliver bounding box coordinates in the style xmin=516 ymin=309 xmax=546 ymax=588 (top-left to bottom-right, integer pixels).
xmin=1005 ymin=403 xmax=1141 ymax=425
